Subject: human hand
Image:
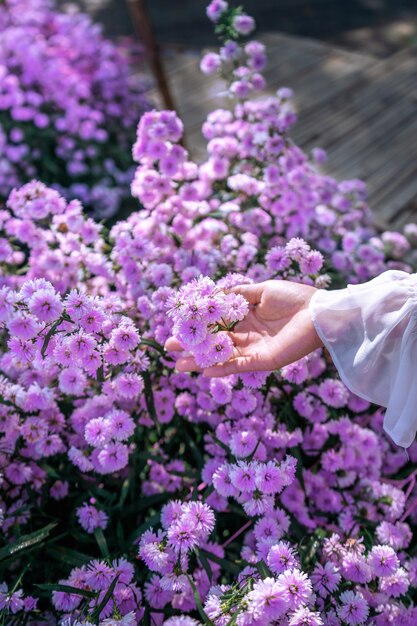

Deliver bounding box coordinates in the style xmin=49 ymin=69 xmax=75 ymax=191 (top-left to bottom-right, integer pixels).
xmin=165 ymin=280 xmax=323 ymax=376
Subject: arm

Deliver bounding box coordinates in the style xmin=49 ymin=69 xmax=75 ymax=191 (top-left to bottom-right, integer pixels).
xmin=309 ymin=270 xmax=417 ymax=447
xmin=166 ymin=270 xmax=417 ymax=447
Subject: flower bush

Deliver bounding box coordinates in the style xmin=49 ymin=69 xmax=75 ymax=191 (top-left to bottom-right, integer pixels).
xmin=2 ymin=1 xmax=417 ymax=625
xmin=0 ymin=0 xmax=150 ymax=219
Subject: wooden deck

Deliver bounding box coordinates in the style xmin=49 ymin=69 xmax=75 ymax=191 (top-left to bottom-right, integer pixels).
xmin=150 ymin=33 xmax=417 ymax=229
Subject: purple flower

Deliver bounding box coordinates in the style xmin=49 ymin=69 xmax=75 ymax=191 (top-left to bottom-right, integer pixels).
xmin=76 ymin=503 xmax=108 ymax=534
xmin=230 ymin=461 xmax=257 ymax=492
xmin=311 ymin=562 xmax=341 ymax=597
xmin=97 ymin=442 xmax=129 ymax=473
xmin=266 ymin=246 xmax=291 ymax=272
xmin=7 ymin=314 xmax=41 ymax=340
xmin=58 ymin=367 xmax=87 ymax=395
xmin=267 ymin=542 xmax=297 ymax=575
xmin=379 ymin=566 xmax=409 ymax=597
xmin=336 ymin=591 xmax=369 ymax=625
xmin=206 ymin=0 xmax=228 ymax=22
xmin=200 ymin=53 xmax=222 ymax=75
xmin=85 ymin=560 xmax=114 ymax=590
xmin=247 ymin=577 xmax=287 ymax=621
xmin=277 ymin=569 xmax=312 ymax=610
xmin=368 ymin=545 xmax=399 ymax=578
xmin=318 ymin=379 xmax=349 ymax=408
xmin=107 ymin=409 xmax=136 ymax=441
xmin=182 ymin=501 xmax=215 ymax=537
xmin=167 ymin=517 xmax=199 ymax=554
xmin=28 ymin=289 xmax=63 ymax=323
xmin=233 ymin=14 xmax=255 ymax=35
xmin=144 ymin=574 xmax=172 ymax=609
xmin=175 ymin=318 xmax=207 ymax=347
xmin=289 ymin=607 xmax=324 ymax=626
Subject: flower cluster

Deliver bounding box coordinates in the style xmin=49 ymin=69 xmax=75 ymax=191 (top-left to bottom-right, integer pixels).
xmin=0 ymin=583 xmax=37 ymax=615
xmin=0 ymin=0 xmax=150 ymax=218
xmin=167 ymin=276 xmax=249 ymax=367
xmin=0 ymin=183 xmax=149 ymax=545
xmin=2 ymin=1 xmax=417 ymax=625
xmin=51 ymin=558 xmax=143 ymax=622
xmin=138 ymin=502 xmax=220 ymax=618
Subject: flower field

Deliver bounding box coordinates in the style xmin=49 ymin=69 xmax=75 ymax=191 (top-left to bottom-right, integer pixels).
xmin=0 ymin=0 xmax=149 ymax=219
xmin=2 ymin=1 xmax=417 ymax=624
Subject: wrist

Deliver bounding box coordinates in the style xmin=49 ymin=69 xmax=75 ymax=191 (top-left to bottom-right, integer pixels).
xmin=306 ymin=289 xmax=324 ymax=349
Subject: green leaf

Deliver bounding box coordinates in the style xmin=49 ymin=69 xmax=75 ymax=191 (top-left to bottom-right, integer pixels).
xmin=209 ymin=434 xmax=230 ymax=454
xmin=41 ymin=317 xmax=64 ymax=357
xmin=140 ymin=337 xmax=166 ymax=356
xmin=94 ymin=528 xmax=110 ymax=559
xmin=142 ymin=371 xmax=161 ymax=433
xmin=127 ymin=511 xmax=160 ymax=545
xmin=45 ymin=545 xmax=92 ymax=567
xmin=255 ymin=560 xmax=271 ymax=579
xmin=196 ymin=547 xmax=213 ymax=584
xmin=35 ymin=583 xmax=96 ymax=599
xmin=0 ymin=523 xmax=57 ymax=562
xmin=0 ymin=394 xmax=15 ymax=408
xmin=200 ymin=549 xmax=241 ymax=575
xmin=118 ymin=478 xmax=130 ymax=509
xmin=137 ymin=492 xmax=170 ymax=512
xmin=91 ymin=574 xmax=120 ymax=621
xmin=186 ymin=575 xmax=214 ymax=626
xmin=187 ymin=436 xmax=204 ymax=470
xmin=226 ymin=609 xmax=242 ymax=626
xmin=96 ymin=365 xmax=104 ymax=382
xmin=116 ymin=519 xmax=125 ymax=548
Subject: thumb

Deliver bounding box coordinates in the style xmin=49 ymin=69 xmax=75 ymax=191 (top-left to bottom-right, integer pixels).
xmin=226 ymin=282 xmax=264 ymax=305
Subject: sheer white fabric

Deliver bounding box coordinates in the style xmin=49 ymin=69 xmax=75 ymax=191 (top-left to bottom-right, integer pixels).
xmin=308 ymin=270 xmax=417 ymax=448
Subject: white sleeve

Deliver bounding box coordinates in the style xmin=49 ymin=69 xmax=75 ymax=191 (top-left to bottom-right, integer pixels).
xmin=308 ymin=270 xmax=417 ymax=448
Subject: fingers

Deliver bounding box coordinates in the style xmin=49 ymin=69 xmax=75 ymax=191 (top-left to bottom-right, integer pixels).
xmin=164 ymin=337 xmax=184 ymax=352
xmin=175 ymin=355 xmax=202 ymax=372
xmin=227 ymin=282 xmax=264 ymax=305
xmin=202 ymin=353 xmax=267 ymax=377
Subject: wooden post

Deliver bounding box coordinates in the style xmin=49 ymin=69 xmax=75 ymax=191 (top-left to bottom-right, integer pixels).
xmin=126 ymin=0 xmax=177 ymax=112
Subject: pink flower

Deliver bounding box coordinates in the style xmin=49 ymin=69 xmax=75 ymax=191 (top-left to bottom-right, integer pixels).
xmin=368 ymin=545 xmax=399 ymax=578
xmin=28 ymin=289 xmax=63 ymax=323
xmin=7 ymin=314 xmax=41 ymax=340
xmin=233 ymin=14 xmax=255 ymax=35
xmin=267 ymin=542 xmax=297 ymax=575
xmin=318 ymin=379 xmax=349 ymax=408
xmin=277 ymin=569 xmax=312 ymax=610
xmin=76 ymin=503 xmax=108 ymax=534
xmin=200 ymin=53 xmax=222 ymax=75
xmin=206 ymin=0 xmax=228 ymax=22
xmin=144 ymin=574 xmax=172 ymax=609
xmin=230 ymin=461 xmax=257 ymax=492
xmin=97 ymin=442 xmax=129 ymax=473
xmin=107 ymin=409 xmax=136 ymax=441
xmin=85 ymin=417 xmax=112 ymax=448
xmin=247 ymin=577 xmax=287 ymax=621
xmin=58 ymin=367 xmax=86 ymax=395
xmin=337 ymin=591 xmax=369 ymax=625
xmin=311 ymin=562 xmax=340 ymax=597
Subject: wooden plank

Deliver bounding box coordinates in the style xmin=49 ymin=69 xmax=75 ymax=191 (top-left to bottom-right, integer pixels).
xmin=388 ymin=202 xmax=417 ymax=228
xmin=293 ymin=51 xmax=417 ymax=145
xmin=325 ymin=104 xmax=417 ymax=176
xmin=350 ymin=112 xmax=417 ymax=186
xmin=155 ymin=32 xmax=417 ymax=226
xmin=370 ymin=159 xmax=417 ymax=221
